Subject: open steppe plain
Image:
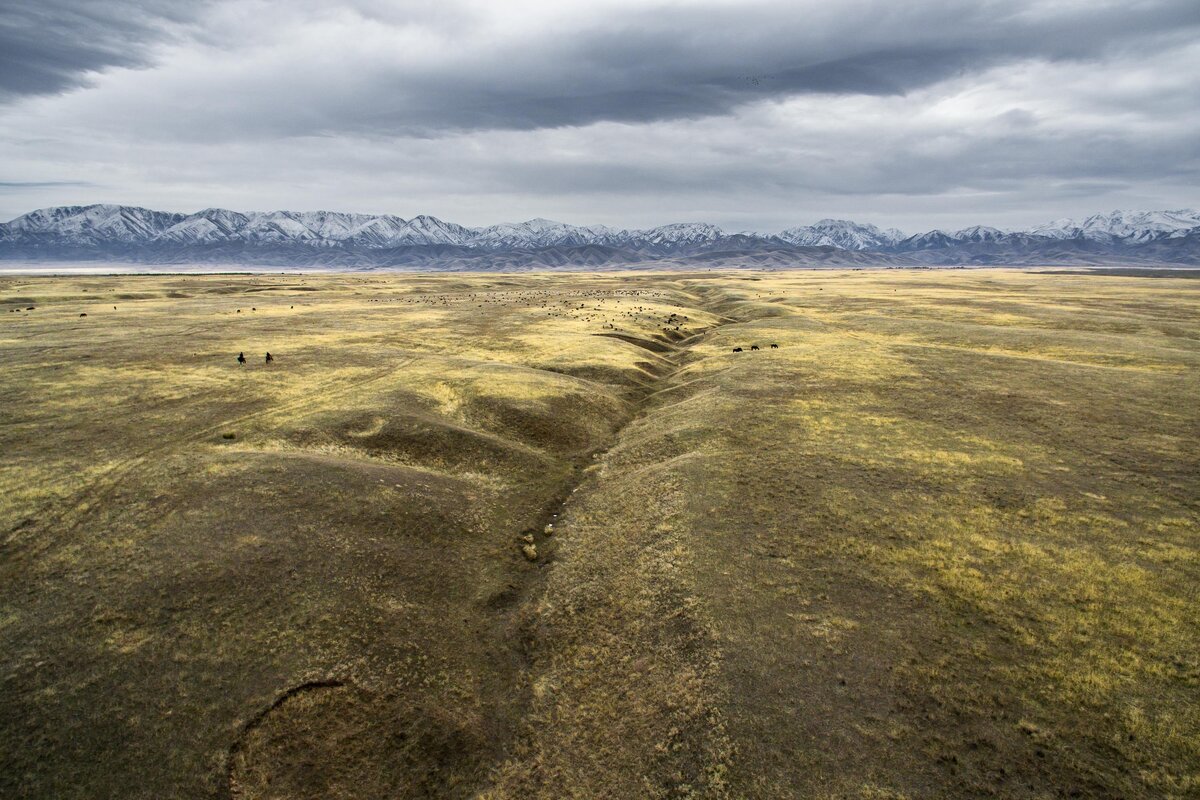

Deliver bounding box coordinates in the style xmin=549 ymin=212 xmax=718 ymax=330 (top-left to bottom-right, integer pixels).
xmin=1 ymin=269 xmax=1197 ymax=799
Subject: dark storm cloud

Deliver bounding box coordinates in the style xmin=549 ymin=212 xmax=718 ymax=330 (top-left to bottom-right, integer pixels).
xmin=0 ymin=0 xmax=206 ymax=99
xmin=6 ymin=0 xmax=1198 ymax=135
xmin=256 ymin=0 xmax=1200 ymax=135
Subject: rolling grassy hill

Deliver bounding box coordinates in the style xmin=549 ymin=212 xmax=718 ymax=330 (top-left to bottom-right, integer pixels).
xmin=1 ymin=269 xmax=1197 ymax=798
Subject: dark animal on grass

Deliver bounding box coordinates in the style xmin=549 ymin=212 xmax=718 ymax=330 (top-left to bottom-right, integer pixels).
xmin=751 ymin=345 xmax=760 ymax=351
xmin=79 ymin=313 xmax=87 ymax=317
xmin=237 ymin=352 xmax=246 ymax=365
xmin=770 ymin=343 xmax=778 ymax=348
xmin=733 ymin=347 xmax=743 ymax=353
xmin=265 ymin=352 xmax=273 ymax=364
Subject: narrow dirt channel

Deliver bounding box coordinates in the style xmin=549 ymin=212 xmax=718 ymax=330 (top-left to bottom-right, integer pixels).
xmin=479 ymin=287 xmax=743 ymax=798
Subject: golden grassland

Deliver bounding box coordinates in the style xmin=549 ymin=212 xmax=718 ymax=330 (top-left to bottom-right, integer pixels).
xmin=0 ymin=268 xmax=1196 ymax=799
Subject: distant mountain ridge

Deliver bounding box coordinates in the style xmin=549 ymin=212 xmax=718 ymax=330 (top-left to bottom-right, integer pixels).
xmin=3 ymin=205 xmax=1198 ymax=268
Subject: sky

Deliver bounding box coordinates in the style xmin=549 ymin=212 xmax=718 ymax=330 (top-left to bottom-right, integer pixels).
xmin=1 ymin=0 xmax=1198 ymax=233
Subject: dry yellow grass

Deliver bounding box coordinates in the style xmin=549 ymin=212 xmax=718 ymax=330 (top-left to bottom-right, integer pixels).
xmin=1 ymin=268 xmax=1196 ymax=799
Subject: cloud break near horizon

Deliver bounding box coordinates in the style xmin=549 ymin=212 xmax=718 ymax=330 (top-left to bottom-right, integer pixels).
xmin=1 ymin=0 xmax=1198 ymax=232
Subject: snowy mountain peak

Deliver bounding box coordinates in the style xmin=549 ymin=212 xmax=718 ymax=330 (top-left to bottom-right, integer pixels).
xmin=777 ymin=219 xmax=904 ymax=250
xmin=898 ymin=230 xmax=957 ymax=250
xmin=4 ymin=204 xmax=183 ymax=243
xmin=521 ymin=217 xmax=567 ymax=230
xmin=1030 ymin=209 xmax=1200 ymax=242
xmin=951 ymin=225 xmax=1006 ymax=243
xmin=635 ymin=222 xmax=724 ymax=245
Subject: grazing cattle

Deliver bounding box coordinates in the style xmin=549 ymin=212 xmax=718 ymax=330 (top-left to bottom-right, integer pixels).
xmin=265 ymin=352 xmax=273 ymax=364
xmin=770 ymin=343 xmax=778 ymax=348
xmin=79 ymin=313 xmax=87 ymax=317
xmin=237 ymin=352 xmax=246 ymax=365
xmin=750 ymin=345 xmax=760 ymax=351
xmin=732 ymin=347 xmax=743 ymax=353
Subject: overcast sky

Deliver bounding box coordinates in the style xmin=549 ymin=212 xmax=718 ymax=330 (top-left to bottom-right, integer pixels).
xmin=1 ymin=0 xmax=1198 ymax=232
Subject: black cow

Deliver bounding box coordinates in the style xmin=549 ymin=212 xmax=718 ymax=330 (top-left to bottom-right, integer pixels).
xmin=237 ymin=352 xmax=246 ymax=365
xmin=732 ymin=347 xmax=743 ymax=353
xmin=770 ymin=343 xmax=779 ymax=348
xmin=750 ymin=345 xmax=760 ymax=351
xmin=265 ymin=352 xmax=274 ymax=364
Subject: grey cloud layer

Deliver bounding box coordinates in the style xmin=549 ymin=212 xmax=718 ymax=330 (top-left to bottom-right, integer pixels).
xmin=0 ymin=1 xmax=1196 ymax=229
xmin=5 ymin=1 xmax=1199 ymax=134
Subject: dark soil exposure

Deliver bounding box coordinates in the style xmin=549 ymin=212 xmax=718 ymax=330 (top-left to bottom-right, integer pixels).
xmin=1 ymin=270 xmax=1197 ymax=799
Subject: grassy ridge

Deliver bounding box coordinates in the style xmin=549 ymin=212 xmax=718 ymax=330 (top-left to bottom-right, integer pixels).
xmin=489 ymin=270 xmax=1200 ymax=798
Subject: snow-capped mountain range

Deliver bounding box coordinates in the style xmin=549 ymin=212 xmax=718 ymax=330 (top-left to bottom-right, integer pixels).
xmin=2 ymin=205 xmax=1198 ymax=268
xmin=0 ymin=206 xmax=747 ymax=250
